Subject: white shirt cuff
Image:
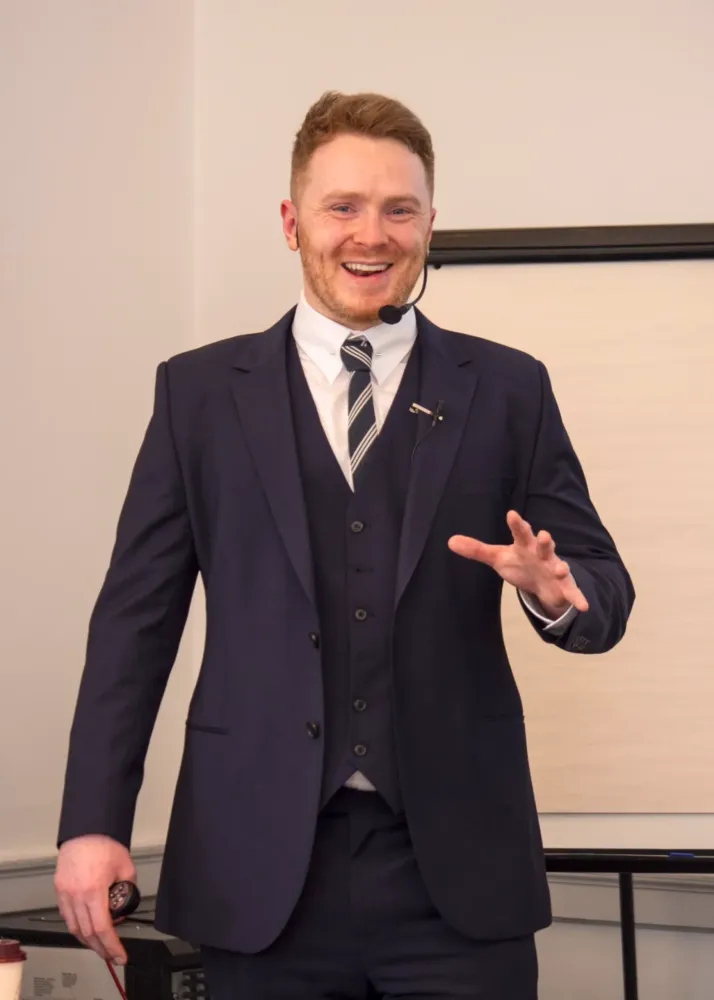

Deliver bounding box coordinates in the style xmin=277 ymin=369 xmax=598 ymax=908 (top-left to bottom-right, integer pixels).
xmin=518 ymin=590 xmax=578 ymax=636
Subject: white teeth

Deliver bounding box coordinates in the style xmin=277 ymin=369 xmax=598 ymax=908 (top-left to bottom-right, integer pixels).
xmin=344 ymin=263 xmax=390 ymax=274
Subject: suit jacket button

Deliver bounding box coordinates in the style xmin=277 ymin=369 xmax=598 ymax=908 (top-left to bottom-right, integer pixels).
xmin=308 ymin=632 xmax=320 ymax=649
xmin=306 ymin=721 xmax=321 ymax=739
xmin=353 ymin=698 xmax=367 ymax=712
xmin=353 ymin=743 xmax=367 ymax=757
xmin=350 ymin=520 xmax=365 ymax=533
xmin=354 ymin=608 xmax=368 ymax=621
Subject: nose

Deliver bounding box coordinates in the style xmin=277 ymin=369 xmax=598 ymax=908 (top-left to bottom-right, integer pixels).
xmin=353 ymin=208 xmax=388 ymax=248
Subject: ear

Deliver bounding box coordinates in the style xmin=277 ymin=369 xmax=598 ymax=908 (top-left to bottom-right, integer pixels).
xmin=280 ymin=200 xmax=300 ymax=251
xmin=427 ymin=206 xmax=437 ymax=244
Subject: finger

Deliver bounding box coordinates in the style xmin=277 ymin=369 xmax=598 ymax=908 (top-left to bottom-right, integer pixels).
xmin=569 ymin=589 xmax=590 ymax=613
xmin=87 ymin=894 xmax=127 ymax=965
xmin=560 ymin=576 xmax=590 ymax=613
xmin=74 ymin=900 xmax=111 ymax=960
xmin=120 ymin=862 xmax=138 ymax=885
xmin=57 ymin=892 xmax=88 ymax=947
xmin=536 ymin=530 xmax=556 ymax=561
xmin=448 ymin=535 xmax=499 ymax=566
xmin=553 ymin=559 xmax=570 ymax=580
xmin=506 ymin=510 xmax=534 ymax=548
xmin=57 ymin=891 xmax=78 ymax=936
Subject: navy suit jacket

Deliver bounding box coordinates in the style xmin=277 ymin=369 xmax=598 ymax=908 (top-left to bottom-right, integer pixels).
xmin=58 ymin=308 xmax=634 ymax=952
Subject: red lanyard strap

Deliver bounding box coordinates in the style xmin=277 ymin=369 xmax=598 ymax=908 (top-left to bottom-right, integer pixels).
xmin=105 ymin=959 xmax=129 ymax=1000
xmin=106 ymin=881 xmax=141 ymax=998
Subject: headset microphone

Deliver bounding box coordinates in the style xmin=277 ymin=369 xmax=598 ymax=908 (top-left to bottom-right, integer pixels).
xmin=378 ymin=263 xmax=429 ymax=325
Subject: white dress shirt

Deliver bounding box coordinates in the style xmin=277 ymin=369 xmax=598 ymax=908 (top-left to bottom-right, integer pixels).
xmin=292 ymin=292 xmax=418 ymax=490
xmin=291 ymin=292 xmax=577 ymax=790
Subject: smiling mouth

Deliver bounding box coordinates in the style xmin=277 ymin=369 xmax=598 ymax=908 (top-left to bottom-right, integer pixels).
xmin=342 ymin=262 xmax=393 ymax=277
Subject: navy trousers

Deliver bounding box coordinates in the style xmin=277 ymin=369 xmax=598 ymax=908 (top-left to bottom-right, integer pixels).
xmin=201 ymin=789 xmax=538 ymax=999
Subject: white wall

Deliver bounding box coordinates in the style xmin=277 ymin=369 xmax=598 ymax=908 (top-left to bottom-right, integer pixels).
xmin=0 ymin=0 xmax=195 ymax=860
xmin=194 ymin=0 xmax=714 ymax=344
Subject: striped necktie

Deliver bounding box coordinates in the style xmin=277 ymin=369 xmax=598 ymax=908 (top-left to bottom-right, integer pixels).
xmin=340 ymin=333 xmax=378 ymax=485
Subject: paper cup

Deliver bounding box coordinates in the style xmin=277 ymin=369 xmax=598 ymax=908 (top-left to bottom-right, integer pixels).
xmin=0 ymin=940 xmax=26 ymax=1000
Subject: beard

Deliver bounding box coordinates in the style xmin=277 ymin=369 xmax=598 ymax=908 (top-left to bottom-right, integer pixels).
xmin=299 ymin=234 xmax=426 ymax=329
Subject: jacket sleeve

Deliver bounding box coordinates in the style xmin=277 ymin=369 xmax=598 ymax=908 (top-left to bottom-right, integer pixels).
xmin=519 ymin=361 xmax=635 ymax=654
xmin=57 ymin=362 xmax=198 ymax=848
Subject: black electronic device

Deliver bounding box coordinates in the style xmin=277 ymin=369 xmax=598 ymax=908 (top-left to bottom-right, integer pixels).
xmin=108 ymin=880 xmax=142 ymax=921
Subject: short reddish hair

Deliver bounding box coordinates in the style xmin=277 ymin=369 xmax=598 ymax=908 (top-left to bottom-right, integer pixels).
xmin=290 ymin=91 xmax=435 ymax=202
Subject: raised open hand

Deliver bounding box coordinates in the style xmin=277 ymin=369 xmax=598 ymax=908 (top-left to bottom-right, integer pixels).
xmin=448 ymin=510 xmax=589 ymax=618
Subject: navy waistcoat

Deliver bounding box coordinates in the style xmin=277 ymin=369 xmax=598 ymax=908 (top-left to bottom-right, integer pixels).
xmin=286 ymin=331 xmax=421 ymax=810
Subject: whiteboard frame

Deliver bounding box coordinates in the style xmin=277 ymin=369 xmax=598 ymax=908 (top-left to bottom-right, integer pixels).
xmin=428 ymin=223 xmax=714 ymax=266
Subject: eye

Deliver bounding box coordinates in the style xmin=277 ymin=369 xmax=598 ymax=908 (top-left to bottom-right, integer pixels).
xmin=332 ymin=204 xmax=354 ymax=214
xmin=389 ymin=207 xmax=413 ymax=217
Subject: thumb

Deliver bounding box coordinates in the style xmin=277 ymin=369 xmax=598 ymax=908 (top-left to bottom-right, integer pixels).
xmin=115 ymin=853 xmax=137 ymax=885
xmin=448 ymin=534 xmax=497 ymax=565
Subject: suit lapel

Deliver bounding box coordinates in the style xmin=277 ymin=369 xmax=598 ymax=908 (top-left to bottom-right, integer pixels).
xmin=395 ymin=312 xmax=480 ymax=607
xmin=230 ymin=310 xmax=316 ymax=608
xmin=228 ymin=308 xmax=478 ymax=612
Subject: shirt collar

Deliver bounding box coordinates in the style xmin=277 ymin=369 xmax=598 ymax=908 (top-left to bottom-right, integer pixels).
xmin=292 ymin=290 xmax=417 ymax=385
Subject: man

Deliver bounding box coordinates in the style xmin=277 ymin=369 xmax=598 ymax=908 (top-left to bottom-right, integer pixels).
xmin=55 ymin=91 xmax=634 ymax=998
